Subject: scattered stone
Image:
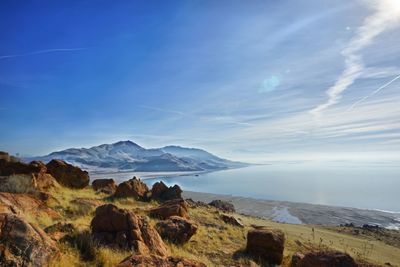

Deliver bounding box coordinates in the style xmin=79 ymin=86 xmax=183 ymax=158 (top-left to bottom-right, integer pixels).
xmin=149 ymin=199 xmax=189 ymax=219
xmin=92 ymin=178 xmax=117 ymax=194
xmin=290 ymin=251 xmax=357 ymax=267
xmin=209 ymin=199 xmax=235 ymax=212
xmin=45 ymin=222 xmax=77 ymax=242
xmin=117 ymin=254 xmax=206 ymax=267
xmin=0 ymin=213 xmax=60 ymax=267
xmin=151 ymin=181 xmax=182 ymax=202
xmin=46 ymin=159 xmax=89 ymax=189
xmin=246 ymin=227 xmax=285 ymax=265
xmin=114 ymin=177 xmax=150 ymax=200
xmin=91 ymin=204 xmax=167 ymax=256
xmin=220 ymin=214 xmax=244 ymax=227
xmin=156 ymin=216 xmax=198 ymax=244
xmin=185 ymin=198 xmax=208 ymax=208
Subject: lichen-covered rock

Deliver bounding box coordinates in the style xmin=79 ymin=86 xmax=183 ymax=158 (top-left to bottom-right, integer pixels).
xmin=149 ymin=199 xmax=189 ymax=219
xmin=0 ymin=213 xmax=60 ymax=267
xmin=114 ymin=177 xmax=149 ymax=200
xmin=46 ymin=159 xmax=89 ymax=189
xmin=44 ymin=222 xmax=77 ymax=242
xmin=92 ymin=178 xmax=116 ymax=194
xmin=91 ymin=204 xmax=167 ymax=256
xmin=156 ymin=216 xmax=198 ymax=244
xmin=117 ymin=254 xmax=207 ymax=267
xmin=151 ymin=181 xmax=182 ymax=202
xmin=290 ymin=251 xmax=358 ymax=267
xmin=246 ymin=227 xmax=285 ymax=265
xmin=208 ymin=199 xmax=235 ymax=212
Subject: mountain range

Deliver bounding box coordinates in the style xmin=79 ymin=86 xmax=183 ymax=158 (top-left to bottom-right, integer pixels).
xmin=26 ymin=141 xmax=248 ymax=172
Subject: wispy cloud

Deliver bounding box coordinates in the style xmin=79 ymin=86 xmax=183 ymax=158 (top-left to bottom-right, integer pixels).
xmin=310 ymin=0 xmax=400 ymax=117
xmin=139 ymin=105 xmax=186 ymax=116
xmin=0 ymin=48 xmax=87 ymax=60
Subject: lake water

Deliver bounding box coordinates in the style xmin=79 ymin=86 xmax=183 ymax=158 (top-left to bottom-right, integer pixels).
xmin=93 ymin=162 xmax=400 ymax=212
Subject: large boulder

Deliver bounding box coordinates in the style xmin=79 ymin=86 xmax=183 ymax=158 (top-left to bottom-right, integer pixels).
xmin=0 ymin=151 xmax=19 ymax=163
xmin=117 ymin=254 xmax=206 ymax=267
xmin=114 ymin=177 xmax=149 ymax=200
xmin=149 ymin=199 xmax=189 ymax=219
xmin=0 ymin=159 xmax=58 ymax=193
xmin=208 ymin=199 xmax=235 ymax=212
xmin=91 ymin=204 xmax=167 ymax=256
xmin=246 ymin=227 xmax=285 ymax=265
xmin=44 ymin=222 xmax=77 ymax=242
xmin=291 ymin=251 xmax=357 ymax=267
xmin=0 ymin=213 xmax=60 ymax=267
xmin=46 ymin=159 xmax=89 ymax=189
xmin=92 ymin=178 xmax=117 ymax=194
xmin=151 ymin=181 xmax=182 ymax=202
xmin=156 ymin=216 xmax=198 ymax=244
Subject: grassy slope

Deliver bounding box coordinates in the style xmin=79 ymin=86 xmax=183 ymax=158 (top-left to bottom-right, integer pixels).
xmin=32 ymin=187 xmax=400 ymax=267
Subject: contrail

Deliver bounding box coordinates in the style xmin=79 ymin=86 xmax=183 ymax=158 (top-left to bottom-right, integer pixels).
xmin=347 ymin=73 xmax=400 ymax=111
xmin=310 ymin=0 xmax=400 ymax=118
xmin=0 ymin=48 xmax=87 ymax=60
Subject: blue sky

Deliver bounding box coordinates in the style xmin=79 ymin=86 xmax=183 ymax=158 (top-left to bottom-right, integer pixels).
xmin=1 ymin=0 xmax=400 ymax=163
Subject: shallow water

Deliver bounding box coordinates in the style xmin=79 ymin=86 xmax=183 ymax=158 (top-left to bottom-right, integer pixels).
xmin=92 ymin=162 xmax=400 ymax=212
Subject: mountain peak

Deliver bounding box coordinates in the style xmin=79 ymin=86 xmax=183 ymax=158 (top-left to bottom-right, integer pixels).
xmin=113 ymin=140 xmax=142 ymax=148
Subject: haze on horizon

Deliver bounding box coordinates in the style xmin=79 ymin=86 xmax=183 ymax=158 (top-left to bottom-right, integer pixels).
xmin=1 ymin=0 xmax=400 ymax=164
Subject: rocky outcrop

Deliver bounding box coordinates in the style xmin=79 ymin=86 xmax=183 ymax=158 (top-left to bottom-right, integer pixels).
xmin=208 ymin=199 xmax=235 ymax=212
xmin=117 ymin=254 xmax=206 ymax=267
xmin=0 ymin=151 xmax=19 ymax=162
xmin=156 ymin=216 xmax=198 ymax=244
xmin=149 ymin=199 xmax=189 ymax=219
xmin=91 ymin=204 xmax=167 ymax=256
xmin=220 ymin=214 xmax=244 ymax=227
xmin=291 ymin=251 xmax=358 ymax=267
xmin=0 ymin=213 xmax=60 ymax=267
xmin=114 ymin=177 xmax=149 ymax=200
xmin=0 ymin=159 xmax=58 ymax=193
xmin=46 ymin=159 xmax=89 ymax=189
xmin=151 ymin=181 xmax=182 ymax=202
xmin=92 ymin=178 xmax=116 ymax=194
xmin=0 ymin=192 xmax=61 ymax=220
xmin=246 ymin=227 xmax=285 ymax=265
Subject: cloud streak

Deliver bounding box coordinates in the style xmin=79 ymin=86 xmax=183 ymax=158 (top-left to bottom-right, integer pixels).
xmin=310 ymin=0 xmax=400 ymax=117
xmin=0 ymin=48 xmax=87 ymax=60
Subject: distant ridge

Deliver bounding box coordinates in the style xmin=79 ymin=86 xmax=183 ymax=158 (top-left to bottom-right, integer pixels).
xmin=26 ymin=140 xmax=248 ymax=172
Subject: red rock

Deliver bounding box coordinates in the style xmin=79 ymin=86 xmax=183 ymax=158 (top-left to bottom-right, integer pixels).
xmin=209 ymin=199 xmax=235 ymax=212
xmin=114 ymin=177 xmax=150 ymax=200
xmin=151 ymin=181 xmax=182 ymax=202
xmin=246 ymin=227 xmax=285 ymax=265
xmin=156 ymin=216 xmax=198 ymax=244
xmin=220 ymin=214 xmax=244 ymax=227
xmin=91 ymin=204 xmax=167 ymax=256
xmin=0 ymin=213 xmax=60 ymax=266
xmin=291 ymin=251 xmax=358 ymax=267
xmin=149 ymin=199 xmax=189 ymax=219
xmin=46 ymin=159 xmax=89 ymax=189
xmin=117 ymin=254 xmax=207 ymax=267
xmin=92 ymin=178 xmax=117 ymax=194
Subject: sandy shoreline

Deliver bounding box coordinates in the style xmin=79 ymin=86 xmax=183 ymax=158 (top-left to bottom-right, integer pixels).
xmin=183 ymin=191 xmax=400 ymax=230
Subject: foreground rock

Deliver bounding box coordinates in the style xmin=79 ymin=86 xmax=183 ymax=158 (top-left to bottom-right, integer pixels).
xmin=291 ymin=251 xmax=357 ymax=267
xmin=0 ymin=213 xmax=59 ymax=266
xmin=91 ymin=204 xmax=167 ymax=256
xmin=46 ymin=159 xmax=89 ymax=189
xmin=246 ymin=227 xmax=285 ymax=265
xmin=209 ymin=199 xmax=235 ymax=212
xmin=92 ymin=178 xmax=117 ymax=194
xmin=149 ymin=199 xmax=189 ymax=219
xmin=117 ymin=254 xmax=206 ymax=267
xmin=220 ymin=214 xmax=244 ymax=227
xmin=114 ymin=177 xmax=149 ymax=200
xmin=156 ymin=216 xmax=198 ymax=244
xmin=151 ymin=181 xmax=182 ymax=202
xmin=0 ymin=158 xmax=58 ymax=193
xmin=0 ymin=192 xmax=61 ymax=219
xmin=45 ymin=222 xmax=77 ymax=242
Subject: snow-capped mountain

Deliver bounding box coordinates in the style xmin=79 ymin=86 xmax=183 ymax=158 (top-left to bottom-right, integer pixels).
xmin=26 ymin=141 xmax=248 ymax=172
